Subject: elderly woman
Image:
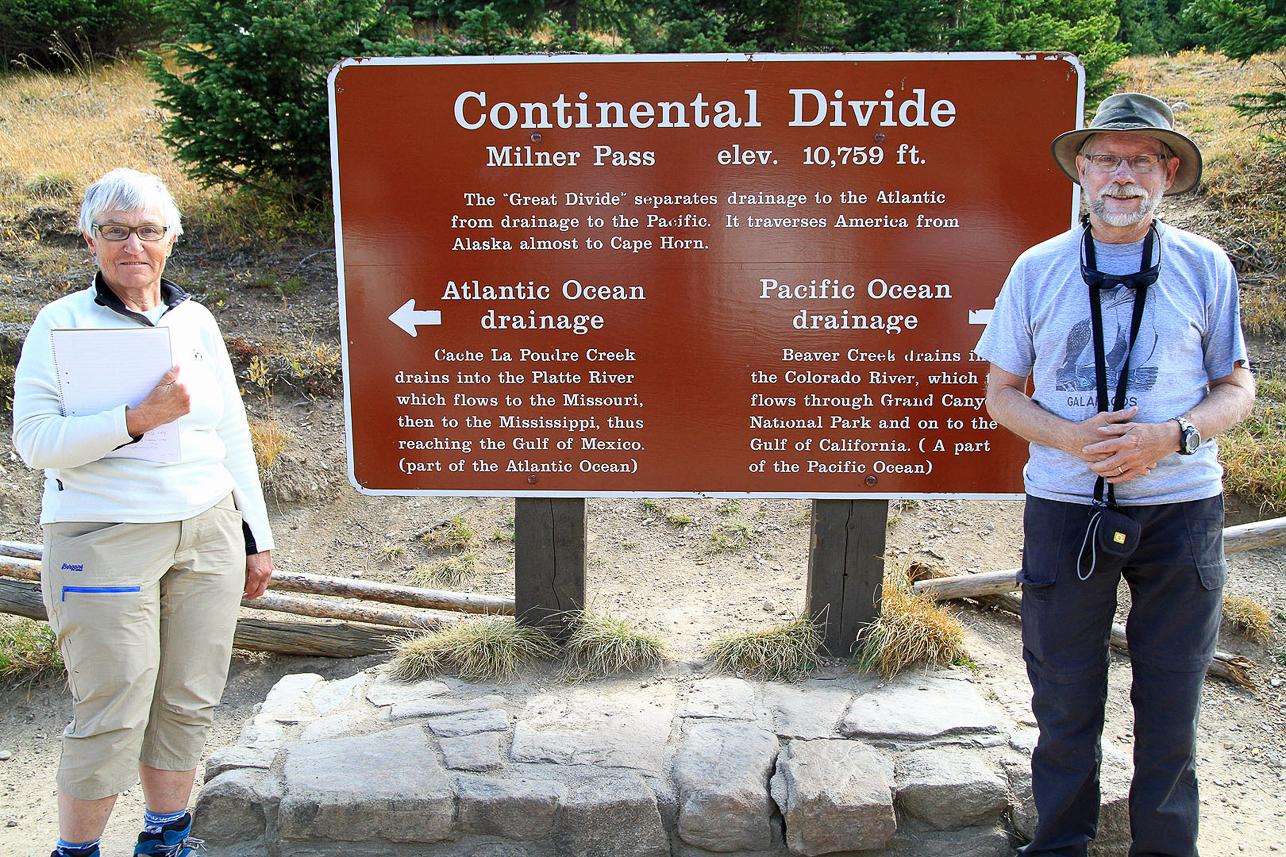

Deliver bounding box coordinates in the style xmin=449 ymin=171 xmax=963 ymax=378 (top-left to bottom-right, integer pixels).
xmin=12 ymin=168 xmax=274 ymax=857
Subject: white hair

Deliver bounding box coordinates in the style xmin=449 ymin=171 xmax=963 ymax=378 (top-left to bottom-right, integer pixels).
xmin=78 ymin=168 xmax=183 ymax=238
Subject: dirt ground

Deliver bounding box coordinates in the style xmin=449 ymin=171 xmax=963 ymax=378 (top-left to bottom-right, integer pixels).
xmin=1 ymin=140 xmax=1284 ymax=857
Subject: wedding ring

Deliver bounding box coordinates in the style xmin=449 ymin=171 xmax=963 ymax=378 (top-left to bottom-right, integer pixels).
xmin=1117 ymin=465 xmax=1124 ymax=474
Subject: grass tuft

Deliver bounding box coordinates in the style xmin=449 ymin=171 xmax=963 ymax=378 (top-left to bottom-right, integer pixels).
xmin=856 ymin=561 xmax=969 ymax=677
xmin=414 ymin=551 xmax=480 ymax=588
xmin=388 ymin=617 xmax=560 ymax=682
xmin=706 ymin=614 xmax=821 ymax=681
xmin=248 ymin=416 xmax=292 ymax=471
xmin=708 ymin=519 xmax=756 ymax=554
xmin=1223 ymin=595 xmax=1274 ymax=643
xmin=420 ymin=515 xmax=478 ymax=552
xmin=561 ymin=608 xmax=667 ymax=679
xmin=0 ymin=617 xmax=63 ymax=688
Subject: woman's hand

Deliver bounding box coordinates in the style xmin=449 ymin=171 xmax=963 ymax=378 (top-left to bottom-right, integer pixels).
xmin=244 ymin=550 xmax=273 ymax=599
xmin=125 ymin=365 xmax=190 ymax=437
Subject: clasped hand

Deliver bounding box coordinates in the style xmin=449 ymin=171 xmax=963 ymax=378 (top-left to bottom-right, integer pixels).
xmin=1071 ymin=406 xmax=1176 ymax=483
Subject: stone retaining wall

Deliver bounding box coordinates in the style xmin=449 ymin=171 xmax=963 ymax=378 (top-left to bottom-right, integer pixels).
xmin=194 ymin=667 xmax=1133 ymax=856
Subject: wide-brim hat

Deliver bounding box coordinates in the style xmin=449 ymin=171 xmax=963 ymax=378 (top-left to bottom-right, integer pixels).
xmin=1051 ymin=93 xmax=1202 ymax=194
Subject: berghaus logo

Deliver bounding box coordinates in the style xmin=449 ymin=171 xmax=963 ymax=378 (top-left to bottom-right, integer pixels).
xmin=61 ymin=563 xmax=84 ymax=571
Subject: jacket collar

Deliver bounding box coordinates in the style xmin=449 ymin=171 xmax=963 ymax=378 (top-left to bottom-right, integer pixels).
xmin=92 ymin=271 xmax=189 ymax=326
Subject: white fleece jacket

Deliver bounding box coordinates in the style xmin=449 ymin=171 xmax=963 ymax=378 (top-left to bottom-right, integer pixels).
xmin=12 ymin=278 xmax=274 ymax=553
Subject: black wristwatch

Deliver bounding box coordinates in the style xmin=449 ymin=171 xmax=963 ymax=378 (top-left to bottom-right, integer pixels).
xmin=1173 ymin=416 xmax=1200 ymax=455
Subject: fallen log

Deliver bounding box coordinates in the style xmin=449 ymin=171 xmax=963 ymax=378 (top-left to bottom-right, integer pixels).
xmin=1 ymin=556 xmax=39 ymax=581
xmin=0 ymin=576 xmax=405 ymax=657
xmin=912 ymin=515 xmax=1286 ymax=601
xmin=0 ymin=546 xmax=513 ymax=615
xmin=1223 ymin=516 xmax=1286 ymax=553
xmin=245 ymin=591 xmax=447 ymax=630
xmin=0 ymin=541 xmax=40 ymax=560
xmin=268 ymin=569 xmax=513 ymax=615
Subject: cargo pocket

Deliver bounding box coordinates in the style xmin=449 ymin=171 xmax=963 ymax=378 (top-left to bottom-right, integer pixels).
xmin=1184 ymin=495 xmax=1227 ymax=590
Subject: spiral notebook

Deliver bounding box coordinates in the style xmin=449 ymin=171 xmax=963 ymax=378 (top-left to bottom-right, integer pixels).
xmin=49 ymin=327 xmax=181 ymax=462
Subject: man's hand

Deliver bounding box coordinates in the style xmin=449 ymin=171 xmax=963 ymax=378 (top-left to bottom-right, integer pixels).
xmin=125 ymin=365 xmax=190 ymax=437
xmin=1082 ymin=418 xmax=1176 ymax=483
xmin=244 ymin=550 xmax=273 ymax=599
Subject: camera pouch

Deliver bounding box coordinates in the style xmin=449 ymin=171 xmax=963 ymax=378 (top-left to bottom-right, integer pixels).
xmin=1077 ymin=503 xmax=1140 ymax=580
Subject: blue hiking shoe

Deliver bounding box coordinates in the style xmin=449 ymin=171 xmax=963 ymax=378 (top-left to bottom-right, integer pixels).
xmin=133 ymin=812 xmax=204 ymax=856
xmin=51 ymin=848 xmax=99 ymax=857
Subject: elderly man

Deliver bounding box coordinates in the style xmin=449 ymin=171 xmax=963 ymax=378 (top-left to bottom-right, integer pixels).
xmin=975 ymin=93 xmax=1255 ymax=856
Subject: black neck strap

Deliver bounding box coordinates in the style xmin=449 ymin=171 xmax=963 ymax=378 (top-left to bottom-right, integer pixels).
xmin=1083 ymin=224 xmax=1157 ymax=507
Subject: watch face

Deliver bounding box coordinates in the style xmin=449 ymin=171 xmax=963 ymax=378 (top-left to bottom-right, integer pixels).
xmin=1181 ymin=427 xmax=1199 ymax=454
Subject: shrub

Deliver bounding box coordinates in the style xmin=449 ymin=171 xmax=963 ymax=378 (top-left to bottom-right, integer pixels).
xmin=0 ymin=0 xmax=163 ymax=69
xmin=148 ymin=0 xmax=425 ymax=207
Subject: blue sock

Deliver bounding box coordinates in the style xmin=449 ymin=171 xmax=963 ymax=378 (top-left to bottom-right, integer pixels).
xmin=142 ymin=808 xmax=188 ymax=834
xmin=55 ymin=839 xmax=99 ymax=856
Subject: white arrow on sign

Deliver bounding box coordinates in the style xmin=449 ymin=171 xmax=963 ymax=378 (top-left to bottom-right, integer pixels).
xmin=388 ymin=299 xmax=442 ymax=337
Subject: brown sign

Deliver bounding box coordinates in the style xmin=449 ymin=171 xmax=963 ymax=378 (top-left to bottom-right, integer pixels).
xmin=329 ymin=54 xmax=1083 ymax=496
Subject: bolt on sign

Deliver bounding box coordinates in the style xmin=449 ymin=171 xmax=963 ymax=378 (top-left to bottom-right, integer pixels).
xmin=329 ymin=53 xmax=1083 ymax=497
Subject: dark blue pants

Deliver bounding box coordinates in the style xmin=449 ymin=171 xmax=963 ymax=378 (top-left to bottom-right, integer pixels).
xmin=1017 ymin=494 xmax=1226 ymax=857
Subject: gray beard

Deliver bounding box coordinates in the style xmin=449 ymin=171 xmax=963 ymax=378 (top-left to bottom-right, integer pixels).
xmin=1087 ymin=187 xmax=1164 ymax=227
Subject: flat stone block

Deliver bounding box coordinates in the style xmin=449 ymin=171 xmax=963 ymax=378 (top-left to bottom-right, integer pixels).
xmin=365 ymin=672 xmax=450 ymax=707
xmin=390 ymin=693 xmax=507 ymax=721
xmin=511 ymin=685 xmax=674 ymax=773
xmin=456 ymin=774 xmax=566 ymax=840
xmin=309 ymin=672 xmax=371 ymax=715
xmin=840 ymin=675 xmax=999 ymax=741
xmin=442 ymin=732 xmax=504 ymax=771
xmin=280 ymin=724 xmax=452 ymax=843
xmin=895 ymin=748 xmax=1008 ymax=830
xmin=238 ymin=719 xmax=285 ymax=750
xmin=260 ymin=673 xmax=324 ymax=724
xmin=678 ymin=677 xmax=757 ymax=720
xmin=300 ymin=709 xmax=380 ymax=743
xmin=764 ymin=684 xmax=852 ymax=739
xmin=427 ymin=708 xmax=509 ymax=737
xmin=771 ymin=739 xmax=895 ymax=856
xmin=204 ymin=745 xmax=274 ymax=782
xmin=879 ymin=821 xmax=1014 ymax=857
xmin=555 ymin=773 xmax=669 ymax=857
xmin=193 ymin=768 xmax=281 ymax=846
xmin=674 ymin=721 xmax=779 ymax=852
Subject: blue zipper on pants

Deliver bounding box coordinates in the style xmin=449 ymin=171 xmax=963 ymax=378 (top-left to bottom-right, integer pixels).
xmin=62 ymin=585 xmax=141 ymax=601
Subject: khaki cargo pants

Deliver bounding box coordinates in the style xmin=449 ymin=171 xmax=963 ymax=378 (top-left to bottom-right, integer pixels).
xmin=41 ymin=495 xmax=244 ymax=800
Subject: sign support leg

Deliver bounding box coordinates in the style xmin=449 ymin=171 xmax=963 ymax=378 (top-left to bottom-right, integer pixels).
xmin=806 ymin=499 xmax=888 ymax=658
xmin=514 ymin=497 xmax=587 ymax=639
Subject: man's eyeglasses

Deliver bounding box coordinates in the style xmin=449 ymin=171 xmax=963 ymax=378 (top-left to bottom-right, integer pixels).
xmin=93 ymin=223 xmax=169 ymax=241
xmin=1081 ymin=153 xmax=1167 ymax=174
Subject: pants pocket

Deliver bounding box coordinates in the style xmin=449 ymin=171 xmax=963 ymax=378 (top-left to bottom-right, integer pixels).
xmin=1183 ymin=495 xmax=1227 ymax=590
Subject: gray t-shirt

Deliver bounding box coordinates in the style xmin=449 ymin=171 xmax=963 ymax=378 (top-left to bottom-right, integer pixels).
xmin=974 ymin=221 xmax=1248 ymax=505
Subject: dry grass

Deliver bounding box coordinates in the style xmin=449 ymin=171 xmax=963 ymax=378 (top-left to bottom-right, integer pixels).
xmin=0 ymin=616 xmax=63 ymax=688
xmin=1221 ymin=371 xmax=1286 ymax=514
xmin=856 ymin=560 xmax=969 ymax=678
xmin=561 ymin=608 xmax=667 ymax=679
xmin=388 ymin=617 xmax=560 ymax=682
xmin=1223 ymin=595 xmax=1274 ymax=643
xmin=706 ymin=614 xmax=821 ymax=681
xmin=0 ymin=61 xmax=199 ymax=222
xmin=248 ymin=416 xmax=292 ymax=472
